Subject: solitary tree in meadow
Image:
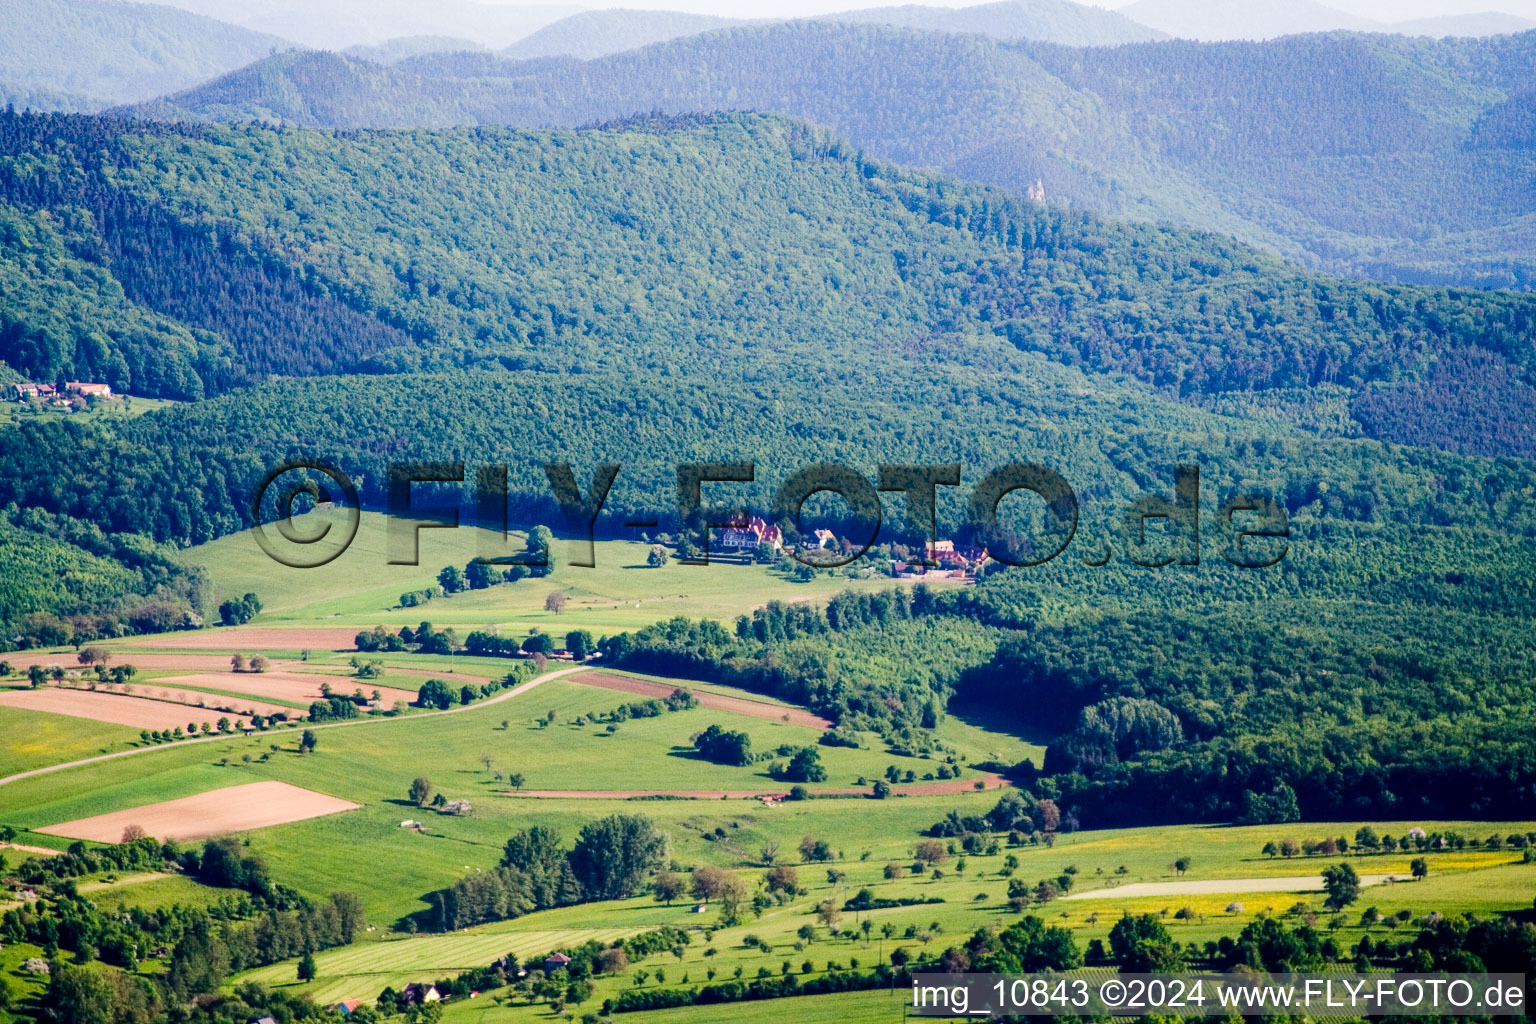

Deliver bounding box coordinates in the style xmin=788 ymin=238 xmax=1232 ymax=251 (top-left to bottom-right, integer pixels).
xmin=297 ymin=953 xmax=316 ymax=981
xmin=410 ymin=777 xmax=434 ymax=807
xmin=544 ymin=591 xmax=568 ymax=614
xmin=507 ymin=772 xmax=526 ymax=792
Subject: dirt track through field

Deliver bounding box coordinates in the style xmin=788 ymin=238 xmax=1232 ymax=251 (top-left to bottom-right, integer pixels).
xmin=568 ymin=671 xmax=833 ymax=730
xmin=1062 ymin=874 xmax=1398 ymax=900
xmin=0 ymin=841 xmax=60 ymax=857
xmin=154 ymin=671 xmax=418 ymax=707
xmin=0 ymin=688 xmax=254 ymax=731
xmin=38 ymin=780 xmax=363 ymax=843
xmin=504 ymin=773 xmax=1006 ymax=800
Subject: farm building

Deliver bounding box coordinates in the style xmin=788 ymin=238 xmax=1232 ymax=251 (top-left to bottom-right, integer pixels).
xmin=542 ymin=952 xmax=572 ymax=972
xmin=401 ymin=983 xmax=441 ymax=1004
xmin=717 ymin=516 xmax=782 ymax=553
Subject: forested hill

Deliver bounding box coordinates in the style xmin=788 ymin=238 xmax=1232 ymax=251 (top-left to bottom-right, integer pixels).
xmin=499 ymin=1 xmax=1162 ymax=62
xmin=501 ymin=10 xmax=747 ymax=60
xmin=0 ymin=0 xmax=294 ymax=111
xmin=121 ymin=24 xmax=1536 ymax=289
xmin=3 ymin=109 xmax=1535 ymax=458
xmin=820 ymin=0 xmax=1164 ymax=45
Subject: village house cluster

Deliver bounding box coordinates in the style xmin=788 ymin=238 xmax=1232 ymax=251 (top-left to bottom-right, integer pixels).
xmin=891 ymin=539 xmax=991 ymax=580
xmin=10 ymin=379 xmax=115 ymax=407
xmin=715 ymin=516 xmax=987 ymax=578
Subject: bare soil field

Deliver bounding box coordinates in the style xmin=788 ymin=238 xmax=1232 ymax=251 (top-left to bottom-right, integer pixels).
xmin=112 ymin=683 xmax=289 ymax=718
xmin=152 ymin=671 xmax=418 ymax=707
xmin=1062 ymin=874 xmax=1398 ymax=901
xmin=120 ymin=627 xmax=362 ymax=651
xmin=505 ymin=774 xmax=1004 ymax=800
xmin=38 ymin=780 xmax=363 ymax=843
xmin=568 ymin=671 xmax=833 ymax=730
xmin=0 ymin=688 xmax=254 ymax=731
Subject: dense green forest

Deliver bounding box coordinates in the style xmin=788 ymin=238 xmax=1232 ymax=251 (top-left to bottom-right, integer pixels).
xmin=600 ymin=562 xmax=1536 ymax=823
xmin=3 ymin=110 xmax=1535 ymax=456
xmin=121 ymin=24 xmax=1536 ymax=288
xmin=1 ymin=108 xmax=1534 ymax=828
xmin=0 ymin=504 xmax=210 ymax=642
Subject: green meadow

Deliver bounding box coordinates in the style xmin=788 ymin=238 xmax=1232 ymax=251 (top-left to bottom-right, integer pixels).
xmin=0 ymin=513 xmax=1528 ymax=1024
xmin=179 ymin=511 xmax=957 ymax=633
xmin=230 ymin=819 xmax=1536 ymax=1016
xmin=0 ymin=705 xmax=142 ymax=777
xmin=0 ymin=394 xmax=180 ymax=430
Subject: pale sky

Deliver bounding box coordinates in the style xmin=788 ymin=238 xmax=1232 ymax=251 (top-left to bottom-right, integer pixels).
xmin=473 ymin=0 xmax=1536 ymax=21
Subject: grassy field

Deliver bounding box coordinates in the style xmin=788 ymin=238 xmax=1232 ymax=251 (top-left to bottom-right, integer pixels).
xmin=2 ymin=508 xmax=1529 ymax=1024
xmin=0 ymin=941 xmax=50 ymax=1024
xmin=243 ymin=926 xmax=643 ymax=1004
xmin=225 ymin=821 xmax=1536 ymax=1017
xmin=81 ymin=871 xmax=237 ymax=914
xmin=0 ymin=704 xmax=144 ymax=777
xmin=0 ymin=394 xmax=179 ymax=430
xmin=180 ymin=510 xmax=960 ymax=632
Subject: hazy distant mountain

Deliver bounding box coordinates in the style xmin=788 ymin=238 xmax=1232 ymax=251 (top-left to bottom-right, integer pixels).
xmin=503 ymin=10 xmax=746 ymax=60
xmin=0 ymin=80 xmax=101 ymax=114
xmin=1120 ymin=0 xmax=1377 ymax=39
xmin=1393 ymin=11 xmax=1536 ymax=36
xmin=824 ymin=0 xmax=1165 ymax=45
xmin=346 ymin=36 xmax=485 ymax=64
xmin=121 ymin=23 xmax=1536 ymax=289
xmin=1119 ymin=0 xmax=1535 ymax=40
xmin=0 ymin=0 xmax=292 ymax=109
xmin=142 ymin=0 xmax=579 ymax=49
xmin=500 ymin=1 xmax=1161 ymax=62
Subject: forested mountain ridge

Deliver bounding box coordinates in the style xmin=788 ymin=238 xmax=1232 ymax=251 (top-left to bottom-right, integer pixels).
xmin=821 ymin=0 xmax=1164 ymax=45
xmin=499 ymin=0 xmax=1163 ymax=62
xmin=3 ymin=109 xmax=1535 ymax=458
xmin=121 ymin=23 xmax=1536 ymax=290
xmin=0 ymin=0 xmax=294 ymax=111
xmin=2 ymin=107 xmax=1536 ymax=820
xmin=502 ymin=11 xmax=748 ymax=61
xmin=1121 ymin=0 xmax=1536 ymax=41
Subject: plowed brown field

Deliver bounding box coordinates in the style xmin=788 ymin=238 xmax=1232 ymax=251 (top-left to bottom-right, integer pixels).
xmin=0 ymin=688 xmax=254 ymax=731
xmin=38 ymin=781 xmax=363 ymax=842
